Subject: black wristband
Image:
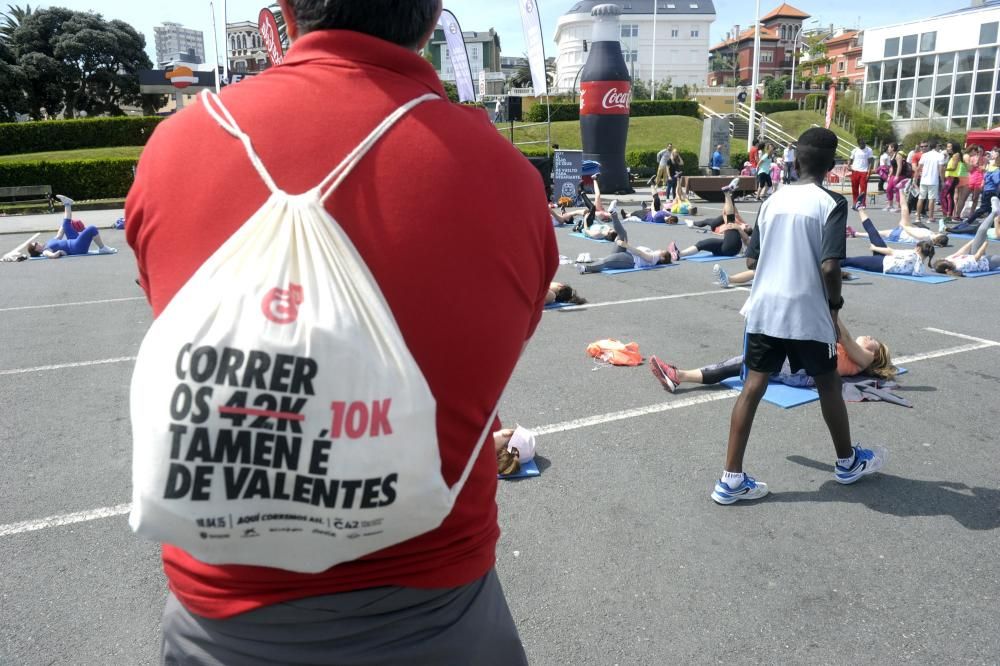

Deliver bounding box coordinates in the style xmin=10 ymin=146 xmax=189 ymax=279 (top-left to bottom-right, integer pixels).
xmin=828 ymin=296 xmax=845 ymax=311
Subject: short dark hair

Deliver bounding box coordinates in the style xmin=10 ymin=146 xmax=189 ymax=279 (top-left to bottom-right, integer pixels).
xmin=286 ymin=0 xmax=440 ymax=48
xmin=796 ymin=127 xmax=838 ymax=178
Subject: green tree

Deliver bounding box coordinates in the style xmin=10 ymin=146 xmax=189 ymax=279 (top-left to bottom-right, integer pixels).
xmin=0 ymin=38 xmax=26 ymax=120
xmin=11 ymin=8 xmax=153 ymax=118
xmin=0 ymin=3 xmax=32 ymax=43
xmin=764 ymin=76 xmax=787 ymax=100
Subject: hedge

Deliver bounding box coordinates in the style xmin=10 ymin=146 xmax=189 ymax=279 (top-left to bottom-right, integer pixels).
xmin=625 ymin=149 xmax=699 ymax=177
xmin=730 ymin=151 xmax=749 ymax=169
xmin=0 ymin=158 xmax=137 ymax=199
xmin=803 ymin=93 xmax=827 ymax=110
xmin=630 ymin=100 xmax=699 ymax=118
xmin=900 ymin=130 xmax=968 ymax=151
xmin=524 ymin=99 xmax=700 ymax=123
xmin=0 ymin=116 xmax=163 ymax=156
xmin=755 ymin=100 xmax=799 ymax=114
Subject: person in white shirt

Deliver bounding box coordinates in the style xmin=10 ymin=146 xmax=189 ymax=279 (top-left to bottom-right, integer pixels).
xmin=782 ymin=143 xmax=796 ymax=184
xmin=710 ymin=127 xmax=887 ymax=506
xmin=916 ymin=142 xmax=947 ymax=222
xmin=848 ymin=139 xmax=874 ymax=210
xmin=877 ymin=149 xmax=891 ymax=193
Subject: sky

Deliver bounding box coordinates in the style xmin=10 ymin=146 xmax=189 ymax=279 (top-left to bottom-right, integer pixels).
xmin=27 ymin=0 xmax=970 ymax=65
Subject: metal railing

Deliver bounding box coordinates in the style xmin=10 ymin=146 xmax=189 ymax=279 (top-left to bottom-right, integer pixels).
xmin=698 ymin=103 xmax=725 ymax=119
xmin=735 ymin=103 xmax=798 ymax=149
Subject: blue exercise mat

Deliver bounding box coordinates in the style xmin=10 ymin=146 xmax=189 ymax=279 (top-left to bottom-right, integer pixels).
xmin=569 ymin=232 xmax=613 ymax=243
xmin=600 ymin=263 xmax=679 ymax=275
xmin=544 ymin=301 xmax=575 ymax=310
xmin=841 ymin=267 xmax=956 ymax=284
xmin=683 ymin=251 xmax=744 ymax=263
xmin=498 ymin=459 xmax=540 ymax=479
xmin=964 ymin=268 xmax=1000 ymax=278
xmin=28 ymin=250 xmax=113 ymax=261
xmin=722 ymin=368 xmax=908 ymax=409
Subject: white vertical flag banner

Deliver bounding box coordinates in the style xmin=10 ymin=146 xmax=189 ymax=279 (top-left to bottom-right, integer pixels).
xmin=518 ymin=0 xmax=548 ymax=95
xmin=439 ymin=9 xmax=476 ymax=103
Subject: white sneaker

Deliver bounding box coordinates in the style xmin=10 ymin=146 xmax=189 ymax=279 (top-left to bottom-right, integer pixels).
xmin=55 ymin=194 xmax=74 ymax=205
xmin=713 ymin=263 xmax=730 ymax=288
xmin=685 ymin=219 xmax=694 ymax=228
xmin=834 ymin=445 xmax=888 ymax=484
xmin=576 ymin=252 xmax=592 ymax=263
xmin=98 ymin=246 xmax=118 ymax=254
xmin=607 ymin=199 xmax=618 ymax=215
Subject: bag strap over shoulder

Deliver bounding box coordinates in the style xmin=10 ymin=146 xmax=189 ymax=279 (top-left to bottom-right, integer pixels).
xmin=199 ymin=90 xmax=440 ymax=200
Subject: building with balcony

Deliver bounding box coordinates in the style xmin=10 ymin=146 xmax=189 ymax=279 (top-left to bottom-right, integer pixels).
xmin=227 ymin=20 xmax=268 ymax=75
xmin=154 ymin=22 xmax=205 ymax=67
xmin=554 ymin=0 xmax=716 ymax=93
xmin=708 ymin=3 xmax=808 ymax=86
xmin=426 ymin=27 xmax=506 ymax=96
xmin=861 ymin=0 xmax=1000 ymax=133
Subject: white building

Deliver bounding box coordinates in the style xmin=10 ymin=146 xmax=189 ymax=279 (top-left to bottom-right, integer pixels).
xmin=154 ymin=22 xmax=205 ymax=67
xmin=861 ymin=0 xmax=1000 ymax=133
xmin=227 ymin=21 xmax=269 ymax=75
xmin=428 ymin=27 xmax=506 ymax=95
xmin=554 ymin=0 xmax=716 ymax=93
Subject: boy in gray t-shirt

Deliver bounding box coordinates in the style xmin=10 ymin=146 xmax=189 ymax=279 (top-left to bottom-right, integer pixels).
xmin=711 ymin=128 xmax=888 ymax=505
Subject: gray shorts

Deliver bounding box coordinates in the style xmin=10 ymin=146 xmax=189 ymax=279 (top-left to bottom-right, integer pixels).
xmin=918 ymin=182 xmax=939 ymax=200
xmin=161 ymin=569 xmax=526 ymax=665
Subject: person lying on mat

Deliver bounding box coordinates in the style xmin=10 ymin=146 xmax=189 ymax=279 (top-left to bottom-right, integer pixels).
xmin=649 ymin=318 xmax=897 ymax=393
xmin=24 ymin=195 xmax=117 ymax=259
xmin=620 ymin=186 xmax=678 ymax=224
xmin=548 ymin=203 xmax=587 ymax=226
xmin=686 ymin=187 xmax=747 ymax=232
xmin=494 ymin=426 xmax=537 ymax=476
xmin=840 ymin=208 xmax=935 ymax=276
xmin=945 ymin=194 xmax=1000 ymax=236
xmin=545 ymin=282 xmax=587 ymax=305
xmin=576 ymin=215 xmax=674 ymax=274
xmin=711 ymin=263 xmax=856 ymax=289
xmin=872 ymin=191 xmax=949 ymax=247
xmin=932 ymin=235 xmax=1000 ymax=277
xmin=670 ymin=191 xmax=750 ymax=260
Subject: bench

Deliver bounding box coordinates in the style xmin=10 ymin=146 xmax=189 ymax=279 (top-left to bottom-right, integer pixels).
xmin=684 ymin=176 xmax=756 ymax=203
xmin=0 ymin=185 xmax=53 ymax=211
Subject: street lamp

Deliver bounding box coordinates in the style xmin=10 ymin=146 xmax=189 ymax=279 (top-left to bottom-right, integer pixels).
xmin=789 ymin=19 xmax=820 ymax=100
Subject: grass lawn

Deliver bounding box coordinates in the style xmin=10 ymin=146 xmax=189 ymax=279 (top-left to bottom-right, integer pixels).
xmin=0 ymin=146 xmax=144 ymax=164
xmin=767 ymin=111 xmax=858 ymax=149
xmin=501 ymin=115 xmax=704 ymax=155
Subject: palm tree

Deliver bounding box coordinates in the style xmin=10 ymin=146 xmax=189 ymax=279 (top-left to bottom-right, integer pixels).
xmin=0 ymin=3 xmax=32 ymax=43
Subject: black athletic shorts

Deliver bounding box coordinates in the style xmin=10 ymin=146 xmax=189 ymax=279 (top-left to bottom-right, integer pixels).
xmin=744 ymin=333 xmax=837 ymax=378
xmin=757 ymin=172 xmax=772 ymax=188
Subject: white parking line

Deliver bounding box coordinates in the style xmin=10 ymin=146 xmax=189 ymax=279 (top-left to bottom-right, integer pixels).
xmin=2 ymin=326 xmax=998 ymax=537
xmin=534 ymin=389 xmax=740 ymax=435
xmin=547 ymin=287 xmax=746 ymax=312
xmin=0 ymin=356 xmax=137 ymax=376
xmin=0 ymin=504 xmax=131 ymax=537
xmin=0 ymin=297 xmax=145 ymax=313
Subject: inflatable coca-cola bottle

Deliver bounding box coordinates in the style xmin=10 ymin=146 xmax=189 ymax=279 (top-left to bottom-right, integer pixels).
xmin=579 ymin=3 xmax=632 ymax=194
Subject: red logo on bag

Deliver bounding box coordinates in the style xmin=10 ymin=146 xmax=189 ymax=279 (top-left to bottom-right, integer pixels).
xmin=262 ymin=284 xmax=304 ymax=324
xmin=580 ymin=81 xmax=632 ymax=116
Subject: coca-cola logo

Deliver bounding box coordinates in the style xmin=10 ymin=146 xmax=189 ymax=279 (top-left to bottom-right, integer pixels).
xmin=580 ymin=81 xmax=632 ymax=116
xmin=602 ymin=87 xmax=631 ymax=110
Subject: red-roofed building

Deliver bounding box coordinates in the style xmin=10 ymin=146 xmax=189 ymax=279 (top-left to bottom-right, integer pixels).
xmin=803 ymin=30 xmax=865 ymax=88
xmin=708 ymin=3 xmax=810 ymax=86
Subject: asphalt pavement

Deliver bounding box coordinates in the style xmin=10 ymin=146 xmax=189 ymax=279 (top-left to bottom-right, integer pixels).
xmin=2 ymin=196 xmax=999 ymax=665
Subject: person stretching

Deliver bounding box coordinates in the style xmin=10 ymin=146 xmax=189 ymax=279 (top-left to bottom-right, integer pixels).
xmin=710 ymin=127 xmax=887 ymax=506
xmin=650 ymin=318 xmax=897 ymax=393
xmin=932 ymin=233 xmax=1000 ymax=277
xmin=842 ymin=208 xmax=935 ymax=276
xmin=544 ymin=282 xmax=587 ymax=305
xmin=25 ymin=195 xmax=117 ymax=259
xmin=576 ymin=215 xmax=674 ymax=273
xmin=872 ymin=191 xmax=948 ymax=247
xmin=672 ymin=191 xmax=750 ymax=260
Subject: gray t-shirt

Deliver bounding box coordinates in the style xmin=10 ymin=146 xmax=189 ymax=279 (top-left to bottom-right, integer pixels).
xmin=657 ymin=149 xmax=670 ymax=167
xmin=740 ymin=183 xmax=847 ymax=343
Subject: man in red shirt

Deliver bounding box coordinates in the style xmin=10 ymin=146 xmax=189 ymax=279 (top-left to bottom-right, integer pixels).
xmin=126 ymin=1 xmax=557 ymax=663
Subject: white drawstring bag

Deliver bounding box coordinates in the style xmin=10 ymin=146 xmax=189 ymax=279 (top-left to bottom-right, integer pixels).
xmin=129 ymin=90 xmax=497 ymax=573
